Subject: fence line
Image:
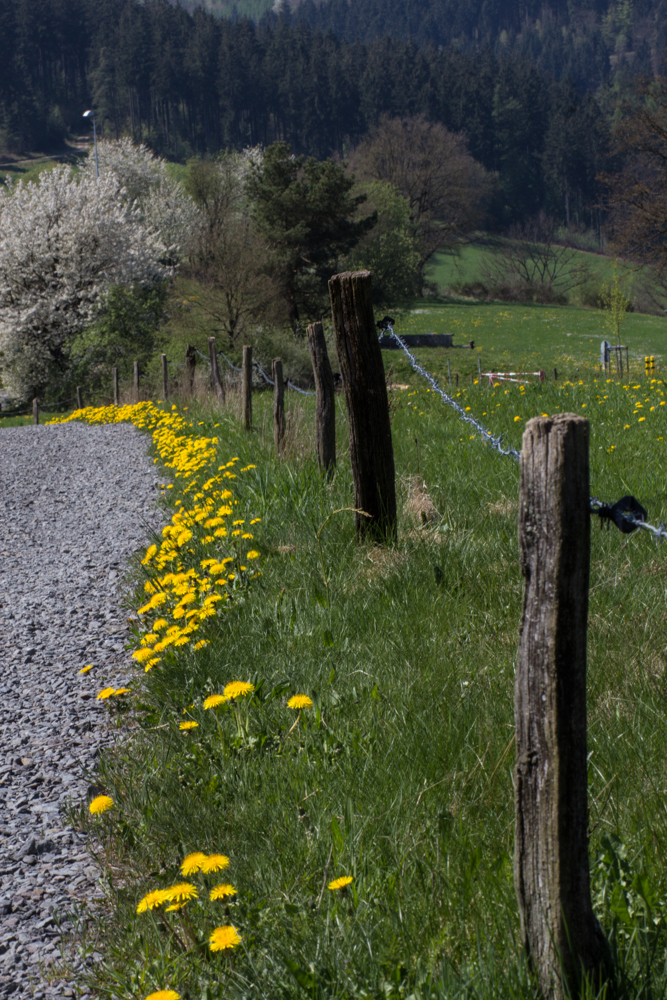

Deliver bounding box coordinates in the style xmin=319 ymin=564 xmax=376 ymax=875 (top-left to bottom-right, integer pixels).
xmin=382 ymin=323 xmax=667 ymax=542
xmin=195 ymin=346 xmax=315 ymax=395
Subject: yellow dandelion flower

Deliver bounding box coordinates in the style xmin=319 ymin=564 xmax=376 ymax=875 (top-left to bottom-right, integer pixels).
xmin=96 ymin=687 xmax=116 ymax=700
xmin=328 ymin=876 xmax=353 ymax=891
xmin=179 ymin=721 xmax=199 ymax=731
xmin=204 ymin=694 xmax=228 ymax=709
xmin=200 ymin=853 xmax=230 ymax=873
xmin=112 ymin=687 xmax=131 ymax=696
xmin=246 ymin=550 xmax=260 ymax=560
xmin=209 ymin=925 xmax=242 ymax=951
xmin=153 ymin=619 xmax=168 ymax=631
xmin=144 ymin=657 xmax=162 ymax=672
xmin=513 ymin=415 xmax=521 ymax=422
xmin=180 ymin=852 xmax=207 ymax=876
xmin=210 ymin=883 xmax=237 ymax=901
xmin=162 ymin=882 xmax=198 ymax=903
xmin=137 ymin=888 xmax=171 ymax=913
xmin=165 ymin=902 xmax=188 ymax=912
xmin=287 ymin=694 xmax=313 ymax=710
xmin=79 ymin=664 xmax=93 ymax=674
xmin=133 ymin=647 xmax=157 ymax=663
xmin=89 ymin=795 xmax=113 ymax=815
xmin=223 ymin=681 xmax=254 ymax=700
xmin=194 ymin=640 xmax=209 ymax=650
xmin=144 ymin=991 xmax=180 ymax=1000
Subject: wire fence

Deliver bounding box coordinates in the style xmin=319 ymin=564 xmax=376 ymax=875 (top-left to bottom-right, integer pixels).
xmin=381 ymin=322 xmax=667 ymax=543
xmin=194 ymin=346 xmax=315 ymax=395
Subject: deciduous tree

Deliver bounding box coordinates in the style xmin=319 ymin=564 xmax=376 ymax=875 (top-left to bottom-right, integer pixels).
xmin=0 ymin=166 xmax=169 ymax=401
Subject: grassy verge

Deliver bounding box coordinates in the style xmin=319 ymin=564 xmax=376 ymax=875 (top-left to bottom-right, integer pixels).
xmin=48 ymin=364 xmax=667 ymax=999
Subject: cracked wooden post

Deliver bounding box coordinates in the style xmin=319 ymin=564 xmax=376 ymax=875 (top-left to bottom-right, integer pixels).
xmin=161 ymin=353 xmax=169 ymax=400
xmin=243 ymin=345 xmax=252 ymax=431
xmin=76 ymin=387 xmax=83 ymax=410
xmin=272 ymin=358 xmax=285 ymax=454
xmin=133 ymin=360 xmax=140 ymax=401
xmin=307 ymin=321 xmax=336 ymax=477
xmin=515 ymin=414 xmax=610 ymax=999
xmin=328 ymin=270 xmax=396 ymax=542
xmin=32 ymin=398 xmax=39 ymax=425
xmin=208 ymin=337 xmax=224 ymax=402
xmin=112 ymin=367 xmax=119 ymax=406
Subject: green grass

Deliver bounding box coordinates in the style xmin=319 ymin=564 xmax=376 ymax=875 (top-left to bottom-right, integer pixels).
xmin=57 ymin=357 xmax=667 ymax=999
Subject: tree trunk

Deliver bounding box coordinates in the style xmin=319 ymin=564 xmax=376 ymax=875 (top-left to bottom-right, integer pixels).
xmin=328 ymin=270 xmax=396 ymax=542
xmin=273 ymin=358 xmax=285 ymax=454
xmin=515 ymin=414 xmax=610 ymax=1000
xmin=243 ymin=345 xmax=252 ymax=431
xmin=307 ymin=321 xmax=336 ymax=477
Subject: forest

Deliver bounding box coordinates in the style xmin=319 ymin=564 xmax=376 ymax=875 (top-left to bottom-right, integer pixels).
xmin=0 ymin=0 xmax=642 ymax=229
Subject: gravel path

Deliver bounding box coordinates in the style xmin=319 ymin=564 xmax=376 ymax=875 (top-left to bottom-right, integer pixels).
xmin=0 ymin=422 xmax=163 ymax=999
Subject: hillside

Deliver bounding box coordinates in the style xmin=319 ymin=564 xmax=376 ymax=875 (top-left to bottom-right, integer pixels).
xmin=179 ymin=0 xmax=667 ymax=93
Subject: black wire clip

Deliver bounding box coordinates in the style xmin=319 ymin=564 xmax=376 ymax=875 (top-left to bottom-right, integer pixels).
xmin=591 ymin=495 xmax=647 ymax=534
xmin=376 ymin=315 xmax=396 ymax=332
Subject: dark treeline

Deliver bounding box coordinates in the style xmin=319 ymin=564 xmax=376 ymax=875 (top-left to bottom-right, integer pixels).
xmin=281 ymin=0 xmax=666 ymax=94
xmin=1 ymin=0 xmax=609 ymax=227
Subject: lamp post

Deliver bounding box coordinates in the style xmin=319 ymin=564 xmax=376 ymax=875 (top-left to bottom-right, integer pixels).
xmin=82 ymin=109 xmax=98 ymax=179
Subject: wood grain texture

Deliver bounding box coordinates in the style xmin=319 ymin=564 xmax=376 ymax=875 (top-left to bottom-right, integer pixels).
xmin=307 ymin=321 xmax=336 ymax=476
xmin=208 ymin=337 xmax=224 ymax=402
xmin=243 ymin=344 xmax=252 ymax=431
xmin=272 ymin=357 xmax=285 ymax=454
xmin=515 ymin=414 xmax=609 ymax=999
xmin=328 ymin=271 xmax=396 ymax=541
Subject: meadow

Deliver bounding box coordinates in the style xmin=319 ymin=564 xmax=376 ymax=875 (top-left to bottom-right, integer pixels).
xmin=34 ymin=313 xmax=667 ymax=1000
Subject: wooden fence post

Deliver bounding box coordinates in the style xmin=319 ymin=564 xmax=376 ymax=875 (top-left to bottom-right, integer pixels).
xmin=133 ymin=360 xmax=140 ymax=401
xmin=33 ymin=398 xmax=39 ymax=425
xmin=272 ymin=358 xmax=285 ymax=454
xmin=161 ymin=354 xmax=169 ymax=400
xmin=243 ymin=345 xmax=252 ymax=431
xmin=307 ymin=321 xmax=336 ymax=476
xmin=185 ymin=344 xmax=196 ymax=395
xmin=328 ymin=270 xmax=396 ymax=542
xmin=76 ymin=387 xmax=83 ymax=410
xmin=112 ymin=367 xmax=119 ymax=406
xmin=208 ymin=337 xmax=224 ymax=402
xmin=515 ymin=414 xmax=609 ymax=999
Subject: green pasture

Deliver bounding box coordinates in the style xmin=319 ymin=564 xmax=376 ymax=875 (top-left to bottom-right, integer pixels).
xmin=64 ymin=338 xmax=667 ymax=999
xmin=388 ymin=300 xmax=667 ymax=383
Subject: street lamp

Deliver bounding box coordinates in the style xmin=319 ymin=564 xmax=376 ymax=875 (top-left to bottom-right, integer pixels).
xmin=82 ymin=110 xmax=99 ymax=179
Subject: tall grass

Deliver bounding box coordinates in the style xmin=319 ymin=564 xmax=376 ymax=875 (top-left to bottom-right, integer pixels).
xmin=66 ymin=369 xmax=667 ymax=999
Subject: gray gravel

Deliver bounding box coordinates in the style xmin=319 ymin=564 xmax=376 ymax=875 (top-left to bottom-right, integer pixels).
xmin=0 ymin=422 xmax=163 ymax=999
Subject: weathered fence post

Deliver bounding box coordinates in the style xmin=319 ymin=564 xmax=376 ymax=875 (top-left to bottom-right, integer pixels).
xmin=76 ymin=387 xmax=83 ymax=410
xmin=307 ymin=321 xmax=336 ymax=476
xmin=112 ymin=367 xmax=119 ymax=406
xmin=133 ymin=360 xmax=140 ymax=401
xmin=272 ymin=358 xmax=285 ymax=454
xmin=447 ymin=359 xmax=452 ymax=385
xmin=328 ymin=270 xmax=396 ymax=541
xmin=242 ymin=345 xmax=252 ymax=431
xmin=515 ymin=414 xmax=609 ymax=999
xmin=185 ymin=344 xmax=196 ymax=395
xmin=161 ymin=353 xmax=169 ymax=400
xmin=32 ymin=398 xmax=39 ymax=425
xmin=208 ymin=337 xmax=224 ymax=402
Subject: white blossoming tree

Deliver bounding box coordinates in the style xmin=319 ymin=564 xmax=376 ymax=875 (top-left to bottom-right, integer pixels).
xmin=0 ymin=166 xmax=170 ymax=402
xmin=82 ymin=138 xmax=200 ymax=259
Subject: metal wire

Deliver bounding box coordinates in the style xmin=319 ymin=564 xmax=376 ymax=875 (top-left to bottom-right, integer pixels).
xmin=384 ymin=326 xmax=520 ymax=460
